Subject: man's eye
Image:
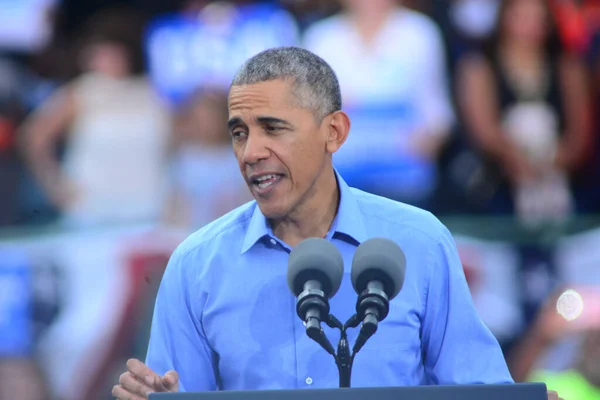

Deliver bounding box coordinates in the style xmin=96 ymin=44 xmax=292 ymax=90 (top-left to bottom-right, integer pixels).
xmin=232 ymin=131 xmax=247 ymax=140
xmin=265 ymin=125 xmax=283 ymax=133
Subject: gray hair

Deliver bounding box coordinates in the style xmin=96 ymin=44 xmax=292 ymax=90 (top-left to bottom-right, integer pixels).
xmin=230 ymin=47 xmax=342 ymax=120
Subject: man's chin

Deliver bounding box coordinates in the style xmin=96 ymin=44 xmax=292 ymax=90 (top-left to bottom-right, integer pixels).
xmin=255 ymin=201 xmax=288 ymax=220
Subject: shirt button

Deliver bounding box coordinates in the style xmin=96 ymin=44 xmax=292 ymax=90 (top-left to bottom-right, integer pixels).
xmin=270 ymin=238 xmax=277 ymax=245
xmin=305 ymin=377 xmax=313 ymax=385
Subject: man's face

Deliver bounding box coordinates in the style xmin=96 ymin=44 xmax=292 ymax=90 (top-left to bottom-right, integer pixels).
xmin=228 ymin=79 xmax=330 ymax=219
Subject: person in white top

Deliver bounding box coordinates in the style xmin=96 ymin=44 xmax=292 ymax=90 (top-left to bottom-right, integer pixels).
xmin=21 ymin=8 xmax=171 ymax=228
xmin=303 ymin=0 xmax=454 ymax=207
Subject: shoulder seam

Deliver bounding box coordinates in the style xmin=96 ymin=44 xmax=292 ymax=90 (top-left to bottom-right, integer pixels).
xmin=355 ymin=200 xmax=442 ymax=242
xmin=179 ymin=213 xmax=253 ymax=258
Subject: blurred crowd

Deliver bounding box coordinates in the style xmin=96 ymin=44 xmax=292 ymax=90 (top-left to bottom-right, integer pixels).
xmin=0 ymin=1 xmax=598 ymax=399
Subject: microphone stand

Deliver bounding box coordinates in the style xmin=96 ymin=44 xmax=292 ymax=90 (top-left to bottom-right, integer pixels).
xmin=305 ymin=313 xmax=379 ymax=388
xmin=300 ymin=284 xmax=390 ymax=388
xmin=324 ymin=315 xmax=352 ymax=388
xmin=301 ymin=313 xmax=351 ymax=387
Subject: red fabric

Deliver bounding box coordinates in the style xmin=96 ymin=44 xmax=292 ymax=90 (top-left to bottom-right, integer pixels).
xmin=0 ymin=118 xmax=15 ymax=151
xmin=551 ymin=0 xmax=589 ymax=53
xmin=79 ymin=250 xmax=170 ymax=400
xmin=550 ymin=0 xmax=600 ymax=53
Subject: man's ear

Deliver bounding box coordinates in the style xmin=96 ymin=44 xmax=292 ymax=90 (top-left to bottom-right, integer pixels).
xmin=325 ymin=111 xmax=350 ymax=154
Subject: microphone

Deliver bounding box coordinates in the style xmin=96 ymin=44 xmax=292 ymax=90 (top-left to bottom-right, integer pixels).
xmin=349 ymin=238 xmax=406 ymax=353
xmin=287 ymin=238 xmax=344 ymax=355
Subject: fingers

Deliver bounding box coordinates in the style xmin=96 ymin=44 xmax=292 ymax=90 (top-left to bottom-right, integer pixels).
xmin=162 ymin=370 xmax=180 ymax=391
xmin=118 ymin=371 xmax=153 ymax=397
xmin=120 ymin=358 xmax=177 ymax=395
xmin=547 ymin=390 xmax=559 ymax=400
xmin=112 ymin=384 xmax=147 ymax=400
xmin=149 ymin=374 xmax=171 ymax=392
xmin=127 ymin=359 xmax=158 ymax=382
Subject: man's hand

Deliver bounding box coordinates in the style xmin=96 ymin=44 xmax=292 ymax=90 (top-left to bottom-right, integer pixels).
xmin=547 ymin=390 xmax=563 ymax=400
xmin=112 ymin=359 xmax=179 ymax=399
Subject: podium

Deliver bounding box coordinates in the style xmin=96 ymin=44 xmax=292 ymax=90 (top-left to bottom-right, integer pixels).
xmin=149 ymin=383 xmax=548 ymax=400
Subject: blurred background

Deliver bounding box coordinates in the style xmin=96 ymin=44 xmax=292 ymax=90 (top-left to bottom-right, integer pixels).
xmin=0 ymin=0 xmax=599 ymax=399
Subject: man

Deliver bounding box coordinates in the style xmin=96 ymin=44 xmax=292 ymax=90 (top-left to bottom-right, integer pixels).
xmin=112 ymin=47 xmax=560 ymax=399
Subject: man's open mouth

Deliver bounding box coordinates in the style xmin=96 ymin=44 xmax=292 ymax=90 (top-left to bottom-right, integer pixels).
xmin=251 ymin=174 xmax=283 ymax=192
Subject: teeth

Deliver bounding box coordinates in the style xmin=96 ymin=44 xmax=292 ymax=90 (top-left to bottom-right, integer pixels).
xmin=253 ymin=174 xmax=279 ymax=190
xmin=256 ymin=174 xmax=275 ymax=182
xmin=258 ymin=181 xmax=273 ymax=189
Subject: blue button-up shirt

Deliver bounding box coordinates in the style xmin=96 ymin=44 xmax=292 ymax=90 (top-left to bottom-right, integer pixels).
xmin=146 ymin=171 xmax=513 ymax=391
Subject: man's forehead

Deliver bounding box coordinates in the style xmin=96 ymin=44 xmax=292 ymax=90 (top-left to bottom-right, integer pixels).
xmin=228 ymin=80 xmax=296 ymax=110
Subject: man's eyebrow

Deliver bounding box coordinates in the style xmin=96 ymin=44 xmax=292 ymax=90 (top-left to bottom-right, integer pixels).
xmin=227 ymin=117 xmax=246 ymax=131
xmin=256 ymin=116 xmax=293 ymax=128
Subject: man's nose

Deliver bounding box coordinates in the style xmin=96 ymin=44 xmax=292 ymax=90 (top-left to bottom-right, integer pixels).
xmin=242 ymin=133 xmax=270 ymax=165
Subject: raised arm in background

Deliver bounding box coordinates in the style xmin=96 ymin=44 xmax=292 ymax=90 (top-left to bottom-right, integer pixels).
xmin=19 ymin=86 xmax=77 ymax=210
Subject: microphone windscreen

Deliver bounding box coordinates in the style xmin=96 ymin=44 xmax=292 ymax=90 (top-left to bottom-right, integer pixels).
xmin=351 ymin=238 xmax=406 ymax=300
xmin=287 ymin=238 xmax=344 ymax=298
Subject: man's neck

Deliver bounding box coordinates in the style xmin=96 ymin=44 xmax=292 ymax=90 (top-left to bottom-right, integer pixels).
xmin=271 ymin=168 xmax=340 ymax=247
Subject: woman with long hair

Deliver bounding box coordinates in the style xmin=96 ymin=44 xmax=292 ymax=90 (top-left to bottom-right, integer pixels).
xmin=456 ymin=0 xmax=592 ymax=225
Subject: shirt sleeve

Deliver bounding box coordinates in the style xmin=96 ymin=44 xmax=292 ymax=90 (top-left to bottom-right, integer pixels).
xmin=145 ymin=246 xmax=219 ymax=392
xmin=421 ymin=225 xmax=514 ymax=384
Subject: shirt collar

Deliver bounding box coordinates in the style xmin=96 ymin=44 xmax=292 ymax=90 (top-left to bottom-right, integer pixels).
xmin=240 ymin=169 xmax=368 ymax=254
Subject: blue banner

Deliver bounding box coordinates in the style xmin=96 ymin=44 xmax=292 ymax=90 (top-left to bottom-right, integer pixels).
xmin=145 ymin=3 xmax=300 ymax=105
xmin=0 ymin=250 xmax=33 ymax=357
xmin=334 ymin=102 xmax=437 ymax=202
